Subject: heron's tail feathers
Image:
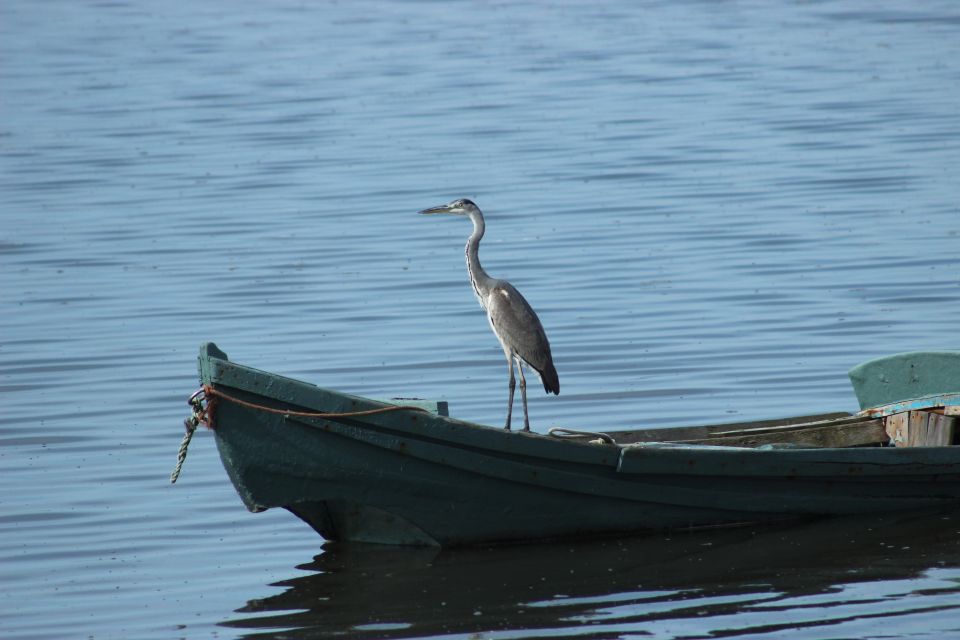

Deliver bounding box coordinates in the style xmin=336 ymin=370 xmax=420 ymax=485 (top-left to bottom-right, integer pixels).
xmin=539 ymin=361 xmax=560 ymax=395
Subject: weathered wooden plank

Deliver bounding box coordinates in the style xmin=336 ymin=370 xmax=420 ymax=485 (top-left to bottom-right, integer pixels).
xmin=707 ymin=415 xmax=870 ymax=438
xmin=886 ymin=411 xmax=957 ymax=448
xmin=905 ymin=411 xmax=956 ymax=447
xmin=612 ymin=413 xmax=851 ymax=444
xmin=907 ymin=411 xmax=928 ymax=447
xmin=944 ymin=414 xmax=959 ymax=445
xmin=885 ymin=412 xmax=909 ymax=445
xmin=677 ymin=418 xmax=887 ymax=449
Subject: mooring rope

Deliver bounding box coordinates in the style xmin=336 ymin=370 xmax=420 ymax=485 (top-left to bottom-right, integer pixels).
xmin=170 ymin=384 xmax=428 ymax=483
xmin=202 ymin=384 xmax=429 ymax=419
xmin=170 ymin=388 xmax=211 ymax=484
xmin=169 ymin=423 xmax=196 ymax=484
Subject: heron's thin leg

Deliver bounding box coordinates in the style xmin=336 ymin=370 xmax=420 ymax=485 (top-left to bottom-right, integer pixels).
xmin=516 ymin=359 xmax=530 ymax=431
xmin=505 ymin=355 xmax=516 ymax=430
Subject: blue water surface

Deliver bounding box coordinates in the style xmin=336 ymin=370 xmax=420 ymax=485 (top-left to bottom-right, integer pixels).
xmin=2 ymin=1 xmax=959 ymax=638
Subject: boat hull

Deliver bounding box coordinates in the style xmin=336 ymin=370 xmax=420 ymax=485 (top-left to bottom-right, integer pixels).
xmin=199 ymin=343 xmax=960 ymax=547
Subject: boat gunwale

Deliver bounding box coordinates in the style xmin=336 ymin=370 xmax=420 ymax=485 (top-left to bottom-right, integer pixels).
xmin=199 ymin=344 xmax=960 ymax=482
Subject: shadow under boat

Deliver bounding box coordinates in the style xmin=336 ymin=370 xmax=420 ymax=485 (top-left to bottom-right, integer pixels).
xmin=220 ymin=508 xmax=960 ymax=639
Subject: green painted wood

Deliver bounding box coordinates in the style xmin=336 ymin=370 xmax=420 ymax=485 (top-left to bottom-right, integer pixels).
xmin=202 ymin=347 xmax=620 ymax=468
xmin=197 ymin=343 xmax=960 ymax=547
xmin=859 ymin=392 xmax=960 ymax=418
xmin=849 ymin=351 xmax=960 ymax=410
xmin=617 ymin=441 xmax=960 ymax=477
xmin=371 ymin=398 xmax=448 ymax=416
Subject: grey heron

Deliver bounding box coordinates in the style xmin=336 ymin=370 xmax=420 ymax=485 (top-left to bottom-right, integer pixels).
xmin=419 ymin=198 xmax=559 ymax=431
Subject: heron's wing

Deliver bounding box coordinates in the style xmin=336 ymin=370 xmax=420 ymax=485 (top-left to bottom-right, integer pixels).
xmin=486 ymin=281 xmax=559 ymax=394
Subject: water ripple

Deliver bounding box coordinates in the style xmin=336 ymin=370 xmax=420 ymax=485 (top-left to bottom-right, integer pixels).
xmin=2 ymin=0 xmax=959 ymax=638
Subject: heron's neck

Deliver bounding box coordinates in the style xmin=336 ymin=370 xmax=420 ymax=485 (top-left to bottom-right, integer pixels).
xmin=465 ymin=210 xmax=494 ymax=298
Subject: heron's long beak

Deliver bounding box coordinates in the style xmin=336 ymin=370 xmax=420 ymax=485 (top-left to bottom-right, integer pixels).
xmin=418 ymin=204 xmax=455 ymax=215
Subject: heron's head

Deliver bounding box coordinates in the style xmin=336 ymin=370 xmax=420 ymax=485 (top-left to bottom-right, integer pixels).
xmin=418 ymin=198 xmax=480 ymax=217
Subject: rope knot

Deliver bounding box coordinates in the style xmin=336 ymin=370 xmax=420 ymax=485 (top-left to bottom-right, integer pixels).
xmin=170 ymin=384 xmax=427 ymax=484
xmin=170 ymin=387 xmax=215 ymax=483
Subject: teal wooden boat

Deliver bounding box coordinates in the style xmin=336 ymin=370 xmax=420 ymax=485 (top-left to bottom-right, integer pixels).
xmin=183 ymin=343 xmax=960 ymax=547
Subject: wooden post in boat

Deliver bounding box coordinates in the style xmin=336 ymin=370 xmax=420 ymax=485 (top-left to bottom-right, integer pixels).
xmin=884 ymin=410 xmax=957 ymax=447
xmin=885 ymin=413 xmax=908 ymax=445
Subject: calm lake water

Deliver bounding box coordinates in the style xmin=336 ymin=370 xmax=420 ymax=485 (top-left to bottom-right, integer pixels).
xmin=3 ymin=1 xmax=960 ymax=638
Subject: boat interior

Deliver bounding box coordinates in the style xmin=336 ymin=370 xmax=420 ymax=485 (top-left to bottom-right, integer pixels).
xmin=558 ymin=409 xmax=960 ymax=449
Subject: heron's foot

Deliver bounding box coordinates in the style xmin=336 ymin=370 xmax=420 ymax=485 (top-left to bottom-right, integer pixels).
xmin=522 ymin=425 xmax=530 ymax=432
xmin=504 ymin=421 xmax=512 ymax=431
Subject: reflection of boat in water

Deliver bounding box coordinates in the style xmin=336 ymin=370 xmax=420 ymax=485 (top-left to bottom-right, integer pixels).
xmin=220 ymin=510 xmax=960 ymax=638
xmin=188 ymin=343 xmax=960 ymax=547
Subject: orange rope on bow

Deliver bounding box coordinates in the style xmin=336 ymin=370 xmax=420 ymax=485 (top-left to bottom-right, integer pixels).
xmin=201 ymin=383 xmax=428 ymax=426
